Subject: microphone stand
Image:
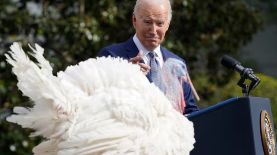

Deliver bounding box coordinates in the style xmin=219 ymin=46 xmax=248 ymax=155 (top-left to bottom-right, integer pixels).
xmin=237 ymin=68 xmax=260 ymax=96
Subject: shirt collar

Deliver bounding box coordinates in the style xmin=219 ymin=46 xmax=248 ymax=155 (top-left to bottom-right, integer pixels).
xmin=133 ymin=34 xmax=163 ymax=66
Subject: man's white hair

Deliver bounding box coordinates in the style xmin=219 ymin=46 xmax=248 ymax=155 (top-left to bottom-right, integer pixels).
xmin=133 ymin=0 xmax=172 ymax=22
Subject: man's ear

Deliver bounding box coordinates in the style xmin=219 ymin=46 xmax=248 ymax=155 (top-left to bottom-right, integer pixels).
xmin=132 ymin=14 xmax=137 ymax=27
xmin=165 ymin=21 xmax=170 ymax=31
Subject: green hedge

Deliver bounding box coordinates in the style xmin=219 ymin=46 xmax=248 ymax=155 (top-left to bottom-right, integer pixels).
xmin=207 ymin=74 xmax=277 ymax=131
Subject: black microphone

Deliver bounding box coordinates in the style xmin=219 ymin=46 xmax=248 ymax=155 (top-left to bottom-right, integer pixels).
xmin=221 ymin=55 xmax=260 ymax=88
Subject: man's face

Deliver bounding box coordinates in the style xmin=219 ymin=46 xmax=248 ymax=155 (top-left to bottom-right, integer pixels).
xmin=133 ymin=3 xmax=170 ymax=51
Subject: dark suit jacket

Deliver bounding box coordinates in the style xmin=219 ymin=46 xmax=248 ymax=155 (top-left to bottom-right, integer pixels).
xmin=97 ymin=37 xmax=198 ymax=114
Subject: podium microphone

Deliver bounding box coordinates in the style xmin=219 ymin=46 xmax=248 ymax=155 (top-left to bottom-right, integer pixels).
xmin=221 ymin=55 xmax=260 ymax=96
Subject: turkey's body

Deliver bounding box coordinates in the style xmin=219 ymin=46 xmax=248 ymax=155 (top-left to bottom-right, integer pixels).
xmin=6 ymin=43 xmax=195 ymax=155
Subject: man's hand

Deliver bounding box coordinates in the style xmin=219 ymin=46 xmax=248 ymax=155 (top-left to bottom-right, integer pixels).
xmin=129 ymin=51 xmax=150 ymax=75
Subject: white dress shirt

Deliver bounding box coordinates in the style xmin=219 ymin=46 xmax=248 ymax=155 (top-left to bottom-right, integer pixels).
xmin=133 ymin=34 xmax=164 ymax=67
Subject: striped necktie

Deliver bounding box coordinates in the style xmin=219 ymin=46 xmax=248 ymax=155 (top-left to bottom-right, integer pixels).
xmin=148 ymin=52 xmax=165 ymax=92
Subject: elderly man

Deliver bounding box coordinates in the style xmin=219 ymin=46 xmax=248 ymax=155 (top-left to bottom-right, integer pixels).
xmin=98 ymin=0 xmax=198 ymax=115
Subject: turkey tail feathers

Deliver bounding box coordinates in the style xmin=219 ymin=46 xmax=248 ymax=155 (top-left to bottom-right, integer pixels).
xmin=5 ymin=42 xmax=76 ymax=139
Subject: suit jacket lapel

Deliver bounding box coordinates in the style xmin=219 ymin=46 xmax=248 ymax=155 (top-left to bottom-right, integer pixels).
xmin=124 ymin=37 xmax=139 ymax=59
xmin=160 ymin=47 xmax=170 ymax=62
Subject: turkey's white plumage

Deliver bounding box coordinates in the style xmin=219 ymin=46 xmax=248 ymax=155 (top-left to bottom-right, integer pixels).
xmin=6 ymin=42 xmax=195 ymax=155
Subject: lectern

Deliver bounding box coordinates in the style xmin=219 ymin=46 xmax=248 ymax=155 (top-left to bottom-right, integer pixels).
xmin=188 ymin=97 xmax=276 ymax=155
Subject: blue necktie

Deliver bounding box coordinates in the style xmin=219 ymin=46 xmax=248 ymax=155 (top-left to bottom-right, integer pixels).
xmin=148 ymin=52 xmax=165 ymax=92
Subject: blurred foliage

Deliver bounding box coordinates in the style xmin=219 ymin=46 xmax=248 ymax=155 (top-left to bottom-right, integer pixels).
xmin=0 ymin=0 xmax=272 ymax=154
xmin=205 ymin=73 xmax=277 ymax=132
xmin=246 ymin=0 xmax=277 ymax=24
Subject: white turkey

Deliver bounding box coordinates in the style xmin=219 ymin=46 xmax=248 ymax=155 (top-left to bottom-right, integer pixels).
xmin=5 ymin=42 xmax=195 ymax=155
